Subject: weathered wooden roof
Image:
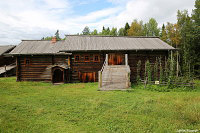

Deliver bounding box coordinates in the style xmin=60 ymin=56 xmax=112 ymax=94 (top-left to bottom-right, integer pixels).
xmin=10 ymin=40 xmax=70 ymax=55
xmin=10 ymin=36 xmax=175 ymax=55
xmin=0 ymin=45 xmax=16 ymax=56
xmin=61 ymin=35 xmax=175 ymax=51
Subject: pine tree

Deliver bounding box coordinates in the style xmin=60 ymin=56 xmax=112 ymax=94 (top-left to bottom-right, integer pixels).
xmin=124 ymin=22 xmax=130 ymax=36
xmin=106 ymin=27 xmax=110 ymax=35
xmin=55 ymin=30 xmax=61 ymax=40
xmin=160 ymin=24 xmax=167 ymax=42
xmin=177 ymin=10 xmax=194 ymax=77
xmin=118 ymin=28 xmax=125 ymax=36
xmin=192 ymin=0 xmax=200 ymax=76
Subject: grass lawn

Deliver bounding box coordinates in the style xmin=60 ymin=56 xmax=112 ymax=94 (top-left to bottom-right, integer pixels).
xmin=0 ymin=77 xmax=200 ymax=133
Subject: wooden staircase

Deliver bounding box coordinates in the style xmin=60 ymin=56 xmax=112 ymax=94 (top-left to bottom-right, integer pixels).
xmin=99 ymin=65 xmax=131 ymax=90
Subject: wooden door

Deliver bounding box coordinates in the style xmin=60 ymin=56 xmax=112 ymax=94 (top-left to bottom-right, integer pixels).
xmin=80 ymin=72 xmax=95 ymax=82
xmin=108 ymin=53 xmax=123 ymax=65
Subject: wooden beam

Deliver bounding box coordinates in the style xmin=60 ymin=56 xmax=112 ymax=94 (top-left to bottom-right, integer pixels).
xmin=176 ymin=51 xmax=179 ymax=77
xmin=16 ymin=57 xmax=21 ymax=81
xmin=106 ymin=54 xmax=108 ymax=65
xmin=125 ymin=54 xmax=128 ymax=66
xmin=68 ymin=55 xmax=70 ymax=67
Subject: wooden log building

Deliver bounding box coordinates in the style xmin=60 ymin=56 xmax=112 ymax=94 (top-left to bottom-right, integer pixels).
xmin=9 ymin=35 xmax=175 ymax=88
xmin=0 ymin=45 xmax=16 ymax=77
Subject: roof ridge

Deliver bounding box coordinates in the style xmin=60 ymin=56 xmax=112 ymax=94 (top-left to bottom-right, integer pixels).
xmin=65 ymin=35 xmax=159 ymax=38
xmin=0 ymin=45 xmax=15 ymax=46
xmin=21 ymin=40 xmax=65 ymax=41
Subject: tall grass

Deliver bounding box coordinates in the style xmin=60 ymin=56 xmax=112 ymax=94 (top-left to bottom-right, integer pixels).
xmin=0 ymin=77 xmax=200 ymax=133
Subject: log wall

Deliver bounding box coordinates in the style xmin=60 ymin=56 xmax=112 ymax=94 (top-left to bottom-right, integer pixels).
xmin=16 ymin=51 xmax=168 ymax=83
xmin=70 ymin=52 xmax=105 ymax=82
xmin=17 ymin=55 xmax=68 ymax=82
xmin=128 ymin=51 xmax=168 ymax=82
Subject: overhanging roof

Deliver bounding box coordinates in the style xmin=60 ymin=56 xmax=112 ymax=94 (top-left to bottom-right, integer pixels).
xmin=9 ymin=35 xmax=175 ymax=55
xmin=60 ymin=35 xmax=175 ymax=51
xmin=0 ymin=45 xmax=16 ymax=56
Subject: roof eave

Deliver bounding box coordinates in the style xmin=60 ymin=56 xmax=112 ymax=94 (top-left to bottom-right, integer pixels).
xmin=60 ymin=48 xmax=176 ymax=52
xmin=5 ymin=53 xmax=72 ymax=56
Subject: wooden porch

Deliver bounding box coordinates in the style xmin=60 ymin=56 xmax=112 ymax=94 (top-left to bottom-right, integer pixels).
xmin=98 ymin=53 xmax=131 ymax=90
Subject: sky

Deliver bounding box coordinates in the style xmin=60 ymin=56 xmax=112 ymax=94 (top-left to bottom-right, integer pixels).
xmin=0 ymin=0 xmax=195 ymax=45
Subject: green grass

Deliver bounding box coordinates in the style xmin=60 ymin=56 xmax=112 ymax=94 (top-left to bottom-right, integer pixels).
xmin=0 ymin=77 xmax=200 ymax=133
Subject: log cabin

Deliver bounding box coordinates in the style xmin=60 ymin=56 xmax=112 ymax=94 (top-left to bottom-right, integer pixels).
xmin=0 ymin=45 xmax=16 ymax=77
xmin=9 ymin=35 xmax=175 ymax=89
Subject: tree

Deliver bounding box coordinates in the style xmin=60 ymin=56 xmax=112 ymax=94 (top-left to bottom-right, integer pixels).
xmin=55 ymin=30 xmax=61 ymax=40
xmin=177 ymin=10 xmax=194 ymax=75
xmin=192 ymin=0 xmax=200 ymax=25
xmin=110 ymin=27 xmax=117 ymax=36
xmin=165 ymin=22 xmax=181 ymax=48
xmin=82 ymin=26 xmax=90 ymax=35
xmin=124 ymin=22 xmax=130 ymax=36
xmin=160 ymin=24 xmax=167 ymax=42
xmin=143 ymin=23 xmax=148 ymax=36
xmin=91 ymin=29 xmax=98 ymax=35
xmin=118 ymin=28 xmax=125 ymax=36
xmin=128 ymin=20 xmax=144 ymax=36
xmin=101 ymin=26 xmax=108 ymax=35
xmin=146 ymin=18 xmax=160 ymax=36
xmin=106 ymin=27 xmax=110 ymax=35
xmin=191 ymin=0 xmax=200 ymax=76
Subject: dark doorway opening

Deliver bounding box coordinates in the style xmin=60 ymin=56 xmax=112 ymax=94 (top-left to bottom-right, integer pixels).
xmin=53 ymin=68 xmax=64 ymax=83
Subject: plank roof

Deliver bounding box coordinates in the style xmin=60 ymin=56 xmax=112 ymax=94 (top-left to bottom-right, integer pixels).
xmin=10 ymin=36 xmax=175 ymax=55
xmin=0 ymin=45 xmax=16 ymax=56
xmin=61 ymin=35 xmax=175 ymax=51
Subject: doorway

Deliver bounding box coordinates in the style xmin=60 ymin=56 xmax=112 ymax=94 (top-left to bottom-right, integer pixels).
xmin=108 ymin=53 xmax=123 ymax=65
xmin=79 ymin=72 xmax=95 ymax=82
xmin=53 ymin=68 xmax=64 ymax=83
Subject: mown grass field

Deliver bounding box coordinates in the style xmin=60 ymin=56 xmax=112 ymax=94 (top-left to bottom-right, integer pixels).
xmin=0 ymin=77 xmax=200 ymax=133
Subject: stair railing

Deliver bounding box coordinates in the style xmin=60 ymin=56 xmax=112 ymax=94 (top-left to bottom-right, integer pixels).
xmin=100 ymin=55 xmax=108 ymax=72
xmin=99 ymin=55 xmax=108 ymax=89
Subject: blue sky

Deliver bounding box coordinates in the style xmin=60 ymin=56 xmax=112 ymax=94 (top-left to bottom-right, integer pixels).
xmin=0 ymin=0 xmax=195 ymax=45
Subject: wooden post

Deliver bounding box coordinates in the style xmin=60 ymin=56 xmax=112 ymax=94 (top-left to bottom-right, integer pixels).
xmin=126 ymin=72 xmax=131 ymax=88
xmin=125 ymin=54 xmax=128 ymax=66
xmin=98 ymin=71 xmax=102 ymax=88
xmin=16 ymin=57 xmax=21 ymax=81
xmin=68 ymin=55 xmax=70 ymax=67
xmin=176 ymin=51 xmax=179 ymax=77
xmin=106 ymin=54 xmax=108 ymax=65
xmin=171 ymin=50 xmax=173 ymax=63
xmin=144 ymin=77 xmax=147 ymax=89
xmin=4 ymin=65 xmax=7 ymax=77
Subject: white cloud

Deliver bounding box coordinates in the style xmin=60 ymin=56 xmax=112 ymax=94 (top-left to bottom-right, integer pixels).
xmin=0 ymin=0 xmax=195 ymax=45
xmin=100 ymin=0 xmax=195 ymax=29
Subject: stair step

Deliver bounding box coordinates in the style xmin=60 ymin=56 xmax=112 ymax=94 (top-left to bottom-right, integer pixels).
xmin=100 ymin=65 xmax=131 ymax=90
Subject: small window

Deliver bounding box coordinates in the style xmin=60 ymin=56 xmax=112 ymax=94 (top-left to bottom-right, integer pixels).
xmin=84 ymin=55 xmax=90 ymax=62
xmin=94 ymin=55 xmax=100 ymax=62
xmin=74 ymin=55 xmax=80 ymax=62
xmin=24 ymin=59 xmax=30 ymax=66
